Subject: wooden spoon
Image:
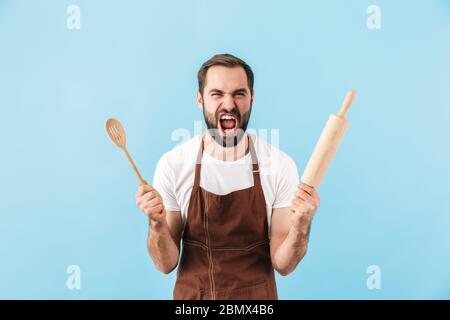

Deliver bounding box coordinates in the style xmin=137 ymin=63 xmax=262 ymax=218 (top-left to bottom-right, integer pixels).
xmin=105 ymin=118 xmax=147 ymax=186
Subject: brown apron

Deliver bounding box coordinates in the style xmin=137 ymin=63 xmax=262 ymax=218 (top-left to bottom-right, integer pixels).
xmin=173 ymin=135 xmax=278 ymax=300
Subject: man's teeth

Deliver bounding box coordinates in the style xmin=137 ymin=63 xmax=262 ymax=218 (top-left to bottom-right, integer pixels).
xmin=220 ymin=115 xmax=235 ymax=120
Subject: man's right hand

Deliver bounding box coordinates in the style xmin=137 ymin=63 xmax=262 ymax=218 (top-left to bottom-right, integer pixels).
xmin=135 ymin=184 xmax=167 ymax=224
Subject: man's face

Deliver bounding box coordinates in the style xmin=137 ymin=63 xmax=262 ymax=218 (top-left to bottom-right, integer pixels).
xmin=197 ymin=65 xmax=254 ymax=147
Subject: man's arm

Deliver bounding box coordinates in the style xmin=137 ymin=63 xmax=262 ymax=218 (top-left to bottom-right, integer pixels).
xmin=270 ymin=207 xmax=310 ymax=276
xmin=147 ymin=210 xmax=182 ymax=274
xmin=270 ymin=183 xmax=319 ymax=276
xmin=136 ymin=184 xmax=182 ymax=274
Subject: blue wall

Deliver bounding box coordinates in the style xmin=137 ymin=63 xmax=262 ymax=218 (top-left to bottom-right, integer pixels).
xmin=0 ymin=0 xmax=449 ymax=299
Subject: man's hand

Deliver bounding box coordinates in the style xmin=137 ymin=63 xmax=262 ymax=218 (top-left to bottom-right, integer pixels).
xmin=269 ymin=183 xmax=320 ymax=276
xmin=136 ymin=184 xmax=181 ymax=274
xmin=135 ymin=184 xmax=167 ymax=224
xmin=291 ymin=183 xmax=320 ymax=235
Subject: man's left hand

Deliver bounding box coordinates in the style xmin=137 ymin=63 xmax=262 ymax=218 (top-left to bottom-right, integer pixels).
xmin=291 ymin=183 xmax=320 ymax=234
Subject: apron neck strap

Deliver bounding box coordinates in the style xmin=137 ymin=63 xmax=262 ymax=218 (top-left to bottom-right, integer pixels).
xmin=248 ymin=135 xmax=261 ymax=187
xmin=193 ymin=134 xmax=260 ymax=187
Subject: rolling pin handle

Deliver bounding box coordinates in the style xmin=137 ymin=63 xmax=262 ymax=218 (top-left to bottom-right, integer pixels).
xmin=337 ymin=90 xmax=356 ymax=118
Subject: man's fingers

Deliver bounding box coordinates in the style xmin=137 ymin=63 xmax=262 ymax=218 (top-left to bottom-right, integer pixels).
xmin=143 ymin=203 xmax=164 ymax=214
xmin=147 ymin=196 xmax=162 ymax=208
xmin=136 ymin=189 xmax=160 ymax=208
xmin=297 ymin=185 xmax=320 ymax=206
xmin=137 ymin=190 xmax=159 ymax=205
xmin=295 ymin=189 xmax=313 ymax=201
xmin=299 ymin=183 xmax=314 ymax=193
xmin=295 ymin=189 xmax=320 ymax=207
xmin=143 ymin=190 xmax=159 ymax=202
xmin=298 ymin=184 xmax=319 ymax=198
xmin=136 ymin=184 xmax=154 ymax=197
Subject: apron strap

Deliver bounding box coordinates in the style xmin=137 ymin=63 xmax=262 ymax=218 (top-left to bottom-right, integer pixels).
xmin=193 ymin=136 xmax=204 ymax=187
xmin=248 ymin=136 xmax=261 ymax=187
xmin=193 ymin=134 xmax=261 ymax=188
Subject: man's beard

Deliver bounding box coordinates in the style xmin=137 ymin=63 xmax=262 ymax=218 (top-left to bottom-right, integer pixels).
xmin=202 ymin=103 xmax=252 ymax=148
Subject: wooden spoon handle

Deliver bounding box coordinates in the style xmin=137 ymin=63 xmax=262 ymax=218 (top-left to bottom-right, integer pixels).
xmin=122 ymin=148 xmax=147 ymax=185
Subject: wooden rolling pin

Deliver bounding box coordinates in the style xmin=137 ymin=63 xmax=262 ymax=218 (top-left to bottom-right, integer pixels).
xmin=300 ymin=90 xmax=356 ymax=188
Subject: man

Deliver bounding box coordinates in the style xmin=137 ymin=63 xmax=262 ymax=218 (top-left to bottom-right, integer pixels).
xmin=135 ymin=53 xmax=320 ymax=300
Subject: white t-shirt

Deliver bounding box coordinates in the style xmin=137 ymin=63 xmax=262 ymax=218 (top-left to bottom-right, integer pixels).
xmin=152 ymin=134 xmax=299 ymax=236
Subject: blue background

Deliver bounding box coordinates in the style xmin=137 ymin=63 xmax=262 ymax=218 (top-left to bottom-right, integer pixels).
xmin=1 ymin=0 xmax=449 ymax=299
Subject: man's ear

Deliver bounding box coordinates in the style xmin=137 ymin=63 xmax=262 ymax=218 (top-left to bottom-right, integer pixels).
xmin=196 ymin=91 xmax=203 ymax=110
xmin=251 ymin=92 xmax=254 ymax=103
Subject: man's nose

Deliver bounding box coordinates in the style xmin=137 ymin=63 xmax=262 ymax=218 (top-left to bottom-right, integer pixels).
xmin=222 ymin=94 xmax=236 ymax=111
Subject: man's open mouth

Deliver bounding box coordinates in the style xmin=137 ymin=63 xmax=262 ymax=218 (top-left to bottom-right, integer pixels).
xmin=218 ymin=113 xmax=238 ymax=134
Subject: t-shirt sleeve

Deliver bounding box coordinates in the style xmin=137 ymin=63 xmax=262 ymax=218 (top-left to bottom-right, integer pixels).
xmin=152 ymin=154 xmax=180 ymax=212
xmin=272 ymin=155 xmax=299 ymax=209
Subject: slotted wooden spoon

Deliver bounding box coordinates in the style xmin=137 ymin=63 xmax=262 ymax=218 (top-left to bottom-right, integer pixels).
xmin=105 ymin=118 xmax=147 ymax=186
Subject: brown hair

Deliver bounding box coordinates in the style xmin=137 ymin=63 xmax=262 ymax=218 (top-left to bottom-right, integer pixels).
xmin=197 ymin=53 xmax=254 ymax=95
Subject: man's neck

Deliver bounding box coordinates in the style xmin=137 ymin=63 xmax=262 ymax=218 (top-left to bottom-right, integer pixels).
xmin=203 ymin=132 xmax=249 ymax=162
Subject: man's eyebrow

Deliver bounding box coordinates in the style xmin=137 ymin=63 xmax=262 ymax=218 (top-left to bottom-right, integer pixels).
xmin=208 ymin=88 xmax=248 ymax=94
xmin=233 ymin=88 xmax=248 ymax=94
xmin=208 ymin=89 xmax=224 ymax=94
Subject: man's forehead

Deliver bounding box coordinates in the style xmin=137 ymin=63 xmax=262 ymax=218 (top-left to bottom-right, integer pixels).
xmin=204 ymin=65 xmax=249 ymax=91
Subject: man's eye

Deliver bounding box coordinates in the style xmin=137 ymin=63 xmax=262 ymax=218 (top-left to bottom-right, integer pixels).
xmin=211 ymin=93 xmax=221 ymax=96
xmin=235 ymin=92 xmax=245 ymax=96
